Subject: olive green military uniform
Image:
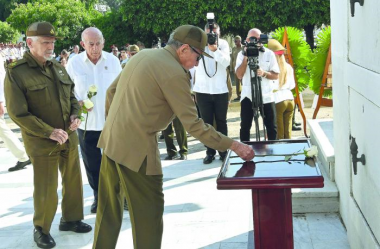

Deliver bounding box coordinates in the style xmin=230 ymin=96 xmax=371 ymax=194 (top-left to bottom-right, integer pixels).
xmin=163 ymin=117 xmax=188 ymax=157
xmin=230 ymin=45 xmax=244 ymax=98
xmin=4 ymin=51 xmax=84 ymax=234
xmin=93 ymin=26 xmax=233 ymax=249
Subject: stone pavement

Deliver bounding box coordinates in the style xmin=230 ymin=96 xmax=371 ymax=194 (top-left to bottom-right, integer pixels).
xmin=0 ymin=89 xmax=349 ymax=248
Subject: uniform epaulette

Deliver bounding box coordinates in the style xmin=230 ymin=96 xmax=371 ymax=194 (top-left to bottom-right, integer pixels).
xmin=6 ymin=58 xmax=27 ymax=69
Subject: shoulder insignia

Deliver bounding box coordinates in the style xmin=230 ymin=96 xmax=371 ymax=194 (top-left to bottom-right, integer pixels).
xmin=8 ymin=61 xmax=17 ymax=68
xmin=6 ymin=59 xmax=26 ymax=69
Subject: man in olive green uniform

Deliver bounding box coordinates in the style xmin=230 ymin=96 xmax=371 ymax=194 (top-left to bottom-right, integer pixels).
xmin=163 ymin=117 xmax=188 ymax=160
xmin=4 ymin=22 xmax=91 ymax=249
xmin=230 ymin=35 xmax=243 ymax=101
xmin=92 ymin=25 xmax=255 ymax=249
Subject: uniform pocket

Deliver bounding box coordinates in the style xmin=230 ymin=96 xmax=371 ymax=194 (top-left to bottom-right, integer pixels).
xmin=60 ymin=78 xmax=73 ymax=98
xmin=26 ymin=83 xmax=51 ymax=107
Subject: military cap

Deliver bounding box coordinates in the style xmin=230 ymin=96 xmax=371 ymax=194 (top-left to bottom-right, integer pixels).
xmin=26 ymin=22 xmax=59 ymax=38
xmin=268 ymin=39 xmax=286 ymax=52
xmin=172 ymin=25 xmax=212 ymax=58
xmin=129 ymin=45 xmax=139 ymax=53
xmin=234 ymin=35 xmax=242 ymax=40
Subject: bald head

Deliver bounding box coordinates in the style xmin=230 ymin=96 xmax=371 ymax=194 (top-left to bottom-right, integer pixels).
xmin=81 ymin=27 xmax=104 ymax=44
xmin=80 ymin=27 xmax=105 ymax=64
xmin=247 ymin=28 xmax=261 ymax=41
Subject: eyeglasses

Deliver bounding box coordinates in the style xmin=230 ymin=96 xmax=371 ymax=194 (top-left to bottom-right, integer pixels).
xmin=189 ymin=45 xmax=202 ymax=61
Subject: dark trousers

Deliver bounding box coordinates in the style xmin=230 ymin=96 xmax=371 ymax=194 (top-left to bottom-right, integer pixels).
xmin=195 ymin=92 xmax=229 ymax=157
xmin=240 ymin=97 xmax=277 ymax=141
xmin=163 ymin=117 xmax=188 ymax=156
xmin=78 ymin=129 xmax=102 ymax=200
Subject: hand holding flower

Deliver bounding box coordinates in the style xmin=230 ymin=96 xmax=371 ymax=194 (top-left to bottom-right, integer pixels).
xmin=69 ymin=115 xmax=81 ymax=131
xmin=82 ymin=99 xmax=94 ymax=112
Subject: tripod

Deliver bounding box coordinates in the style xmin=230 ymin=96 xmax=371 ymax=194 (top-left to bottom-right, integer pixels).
xmin=248 ymin=56 xmax=266 ymax=141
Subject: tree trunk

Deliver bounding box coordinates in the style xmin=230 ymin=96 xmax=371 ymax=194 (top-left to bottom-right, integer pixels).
xmin=304 ymin=24 xmax=315 ymax=50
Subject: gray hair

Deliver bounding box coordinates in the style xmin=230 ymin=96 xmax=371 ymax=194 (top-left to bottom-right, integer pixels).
xmin=167 ymin=31 xmax=184 ymax=49
xmin=81 ymin=27 xmax=104 ymax=44
xmin=27 ymin=36 xmax=39 ymax=42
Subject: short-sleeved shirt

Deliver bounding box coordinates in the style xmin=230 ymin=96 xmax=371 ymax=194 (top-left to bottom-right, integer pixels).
xmin=235 ymin=47 xmax=279 ymax=104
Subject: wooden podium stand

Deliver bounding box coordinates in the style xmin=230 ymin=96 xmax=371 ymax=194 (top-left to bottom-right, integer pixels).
xmin=313 ymin=44 xmax=333 ymax=119
xmin=217 ymin=139 xmax=324 ymax=249
xmin=281 ymin=28 xmax=308 ymax=137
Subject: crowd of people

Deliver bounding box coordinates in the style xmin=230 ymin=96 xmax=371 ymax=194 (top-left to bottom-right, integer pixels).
xmin=0 ymin=19 xmax=303 ymax=249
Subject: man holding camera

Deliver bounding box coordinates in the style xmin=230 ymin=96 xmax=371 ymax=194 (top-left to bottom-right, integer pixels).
xmin=193 ymin=20 xmax=231 ymax=164
xmin=235 ymin=28 xmax=279 ymax=141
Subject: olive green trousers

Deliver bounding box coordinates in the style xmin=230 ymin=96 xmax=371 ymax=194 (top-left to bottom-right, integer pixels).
xmin=275 ymin=100 xmax=295 ymax=139
xmin=163 ymin=117 xmax=188 ymax=156
xmin=31 ymin=146 xmax=84 ymax=234
xmin=93 ymin=155 xmax=164 ymax=249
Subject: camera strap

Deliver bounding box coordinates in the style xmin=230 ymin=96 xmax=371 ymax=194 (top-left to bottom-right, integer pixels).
xmin=202 ymin=58 xmax=218 ymax=78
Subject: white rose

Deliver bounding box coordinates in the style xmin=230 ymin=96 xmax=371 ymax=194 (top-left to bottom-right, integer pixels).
xmin=305 ymin=145 xmax=318 ymax=157
xmin=83 ymin=99 xmax=94 ymax=109
xmin=88 ymin=85 xmax=98 ymax=93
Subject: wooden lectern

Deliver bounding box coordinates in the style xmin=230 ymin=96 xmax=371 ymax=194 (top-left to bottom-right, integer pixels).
xmin=217 ymin=139 xmax=324 ymax=249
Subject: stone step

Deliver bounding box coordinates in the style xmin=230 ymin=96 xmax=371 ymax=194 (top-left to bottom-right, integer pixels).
xmin=292 ymin=163 xmax=339 ymax=213
xmin=308 ymin=119 xmax=335 ymax=182
xmin=290 ymin=119 xmax=339 ymax=214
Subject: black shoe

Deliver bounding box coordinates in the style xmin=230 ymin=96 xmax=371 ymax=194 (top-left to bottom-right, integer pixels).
xmin=34 ymin=227 xmax=56 ymax=249
xmin=90 ymin=199 xmax=97 ymax=213
xmin=203 ymin=155 xmax=215 ymax=164
xmin=234 ymin=96 xmax=241 ymax=101
xmin=59 ymin=218 xmax=92 ymax=233
xmin=179 ymin=154 xmax=187 ymax=160
xmin=219 ymin=155 xmax=226 ymax=161
xmin=292 ymin=125 xmax=302 ymax=131
xmin=124 ymin=199 xmax=129 ymax=211
xmin=294 ymin=121 xmax=301 ymax=126
xmin=8 ymin=159 xmax=31 ymax=172
xmin=164 ymin=154 xmax=178 ymax=160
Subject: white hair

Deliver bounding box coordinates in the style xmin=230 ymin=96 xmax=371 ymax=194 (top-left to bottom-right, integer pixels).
xmin=81 ymin=27 xmax=104 ymax=44
xmin=27 ymin=36 xmax=39 ymax=42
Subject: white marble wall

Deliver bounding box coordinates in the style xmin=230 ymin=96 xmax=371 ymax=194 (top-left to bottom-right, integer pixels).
xmin=331 ymin=0 xmax=380 ymax=248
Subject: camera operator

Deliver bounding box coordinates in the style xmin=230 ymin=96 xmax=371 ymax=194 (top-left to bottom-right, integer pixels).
xmin=193 ymin=20 xmax=231 ymax=164
xmin=235 ymin=28 xmax=279 ymax=141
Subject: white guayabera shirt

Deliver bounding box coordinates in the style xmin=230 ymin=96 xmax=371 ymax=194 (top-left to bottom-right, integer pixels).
xmin=66 ymin=51 xmax=121 ymax=131
xmin=235 ymin=47 xmax=279 ymax=104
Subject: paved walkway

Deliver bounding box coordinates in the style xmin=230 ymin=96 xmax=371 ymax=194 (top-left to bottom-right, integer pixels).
xmin=0 ymin=89 xmax=349 ymax=248
xmin=0 ymin=151 xmax=350 ymax=249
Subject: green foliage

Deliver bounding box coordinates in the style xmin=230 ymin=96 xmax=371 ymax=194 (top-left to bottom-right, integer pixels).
xmin=7 ymin=0 xmax=101 ymax=51
xmin=92 ymin=10 xmax=135 ymax=51
xmin=119 ymin=0 xmax=330 ymax=44
xmin=0 ymin=0 xmax=28 ymax=22
xmin=0 ymin=21 xmax=20 ymax=43
xmin=272 ymin=27 xmax=312 ymax=94
xmin=307 ymin=26 xmax=331 ymax=97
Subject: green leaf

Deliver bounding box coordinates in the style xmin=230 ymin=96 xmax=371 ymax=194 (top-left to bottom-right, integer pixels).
xmin=307 ymin=26 xmax=331 ymax=97
xmin=272 ymin=27 xmax=312 ymax=94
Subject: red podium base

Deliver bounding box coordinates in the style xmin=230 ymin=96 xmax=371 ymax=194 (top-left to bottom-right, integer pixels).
xmin=217 ymin=139 xmax=324 ymax=249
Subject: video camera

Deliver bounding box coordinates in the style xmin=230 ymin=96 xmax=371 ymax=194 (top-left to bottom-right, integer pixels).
xmin=206 ymin=12 xmax=218 ymax=45
xmin=243 ymin=34 xmax=268 ymax=57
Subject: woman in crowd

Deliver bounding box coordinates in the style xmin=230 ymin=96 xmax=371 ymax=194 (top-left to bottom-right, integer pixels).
xmin=268 ymin=39 xmax=295 ymax=139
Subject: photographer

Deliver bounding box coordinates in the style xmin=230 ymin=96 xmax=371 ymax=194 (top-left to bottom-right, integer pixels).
xmin=193 ymin=17 xmax=231 ymax=164
xmin=235 ymin=28 xmax=279 ymax=141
